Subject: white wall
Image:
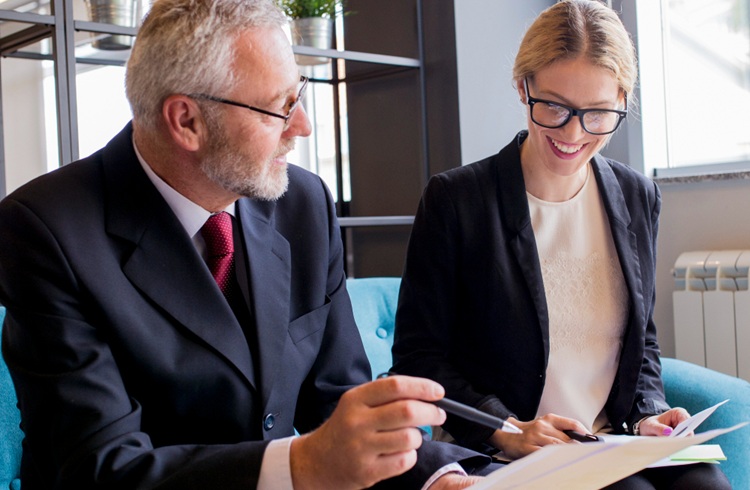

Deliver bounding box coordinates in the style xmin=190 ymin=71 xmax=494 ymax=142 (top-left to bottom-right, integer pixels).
xmin=655 ymin=178 xmax=750 ymax=357
xmin=1 ymin=57 xmax=48 ymax=194
xmin=453 ymin=0 xmax=552 ymax=165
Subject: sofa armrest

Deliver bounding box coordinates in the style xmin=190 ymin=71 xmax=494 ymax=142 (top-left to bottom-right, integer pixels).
xmin=662 ymin=357 xmax=750 ymax=488
xmin=1 ymin=306 xmax=24 ymax=489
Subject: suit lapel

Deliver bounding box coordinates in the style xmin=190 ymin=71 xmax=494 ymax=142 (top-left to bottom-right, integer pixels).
xmin=590 ymin=155 xmax=646 ymax=338
xmin=102 ymin=124 xmax=256 ymax=389
xmin=237 ymin=199 xmax=291 ymax=408
xmin=497 ymin=132 xmax=551 ymax=358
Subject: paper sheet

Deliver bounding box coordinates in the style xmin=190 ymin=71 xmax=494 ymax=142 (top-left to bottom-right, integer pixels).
xmin=467 ymin=423 xmax=747 ymax=490
xmin=670 ymin=399 xmax=729 ymax=437
xmin=669 ymin=444 xmax=725 ymax=461
xmin=646 ymin=444 xmax=726 ymax=468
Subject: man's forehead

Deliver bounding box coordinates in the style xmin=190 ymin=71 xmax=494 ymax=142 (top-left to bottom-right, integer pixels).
xmin=233 ymin=27 xmax=299 ymax=92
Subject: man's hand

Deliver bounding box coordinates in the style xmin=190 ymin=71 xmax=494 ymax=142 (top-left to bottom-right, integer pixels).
xmin=636 ymin=408 xmax=691 ymax=436
xmin=290 ymin=375 xmax=448 ymax=490
xmin=489 ymin=414 xmax=589 ymax=459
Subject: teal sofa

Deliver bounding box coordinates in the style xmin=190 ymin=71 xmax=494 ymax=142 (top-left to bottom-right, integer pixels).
xmin=2 ymin=281 xmax=749 ymax=488
xmin=346 ymin=277 xmax=750 ymax=489
xmin=0 ymin=307 xmax=22 ymax=490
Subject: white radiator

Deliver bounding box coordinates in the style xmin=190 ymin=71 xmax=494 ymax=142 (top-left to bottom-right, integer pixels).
xmin=672 ymin=250 xmax=750 ymax=381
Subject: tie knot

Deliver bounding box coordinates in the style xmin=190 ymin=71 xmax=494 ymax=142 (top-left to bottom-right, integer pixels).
xmin=201 ymin=212 xmax=234 ymax=257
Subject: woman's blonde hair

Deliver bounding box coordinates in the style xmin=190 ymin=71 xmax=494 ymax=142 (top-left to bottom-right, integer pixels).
xmin=513 ymin=0 xmax=637 ymax=101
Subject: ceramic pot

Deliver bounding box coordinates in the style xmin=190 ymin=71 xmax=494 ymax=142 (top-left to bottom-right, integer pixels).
xmin=85 ymin=0 xmax=140 ymax=50
xmin=291 ymin=17 xmax=334 ymax=65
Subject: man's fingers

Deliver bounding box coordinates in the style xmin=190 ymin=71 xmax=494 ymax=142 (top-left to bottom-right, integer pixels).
xmin=369 ymin=398 xmax=447 ymax=431
xmin=350 ymin=375 xmax=445 ymax=407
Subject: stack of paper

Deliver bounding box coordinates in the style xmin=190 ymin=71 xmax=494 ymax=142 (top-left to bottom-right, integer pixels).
xmin=467 ymin=399 xmax=747 ymax=490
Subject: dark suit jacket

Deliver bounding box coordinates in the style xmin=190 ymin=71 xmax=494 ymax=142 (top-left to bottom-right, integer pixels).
xmin=393 ymin=131 xmax=670 ymax=449
xmin=0 ymin=124 xmax=488 ymax=488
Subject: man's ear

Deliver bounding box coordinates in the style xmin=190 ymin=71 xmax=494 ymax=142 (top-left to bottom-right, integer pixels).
xmin=162 ymin=95 xmax=206 ymax=152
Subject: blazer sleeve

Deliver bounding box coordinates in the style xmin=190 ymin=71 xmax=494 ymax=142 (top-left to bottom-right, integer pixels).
xmin=625 ymin=178 xmax=671 ymax=431
xmin=393 ymin=174 xmax=509 ymax=446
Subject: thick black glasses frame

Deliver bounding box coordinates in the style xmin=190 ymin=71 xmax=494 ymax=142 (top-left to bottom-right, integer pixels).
xmin=189 ymin=75 xmax=309 ymax=128
xmin=523 ymin=78 xmax=627 ymax=135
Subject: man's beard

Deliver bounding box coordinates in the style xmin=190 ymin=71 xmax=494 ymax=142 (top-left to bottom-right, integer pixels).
xmin=199 ymin=127 xmax=291 ymax=202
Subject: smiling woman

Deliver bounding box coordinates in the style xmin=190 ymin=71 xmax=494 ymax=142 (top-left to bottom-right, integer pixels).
xmin=391 ymin=1 xmax=732 ymax=489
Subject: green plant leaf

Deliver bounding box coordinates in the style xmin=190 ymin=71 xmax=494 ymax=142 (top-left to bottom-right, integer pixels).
xmin=277 ymin=0 xmax=345 ymax=19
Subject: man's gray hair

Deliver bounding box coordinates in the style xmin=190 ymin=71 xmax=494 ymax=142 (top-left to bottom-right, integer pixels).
xmin=125 ymin=0 xmax=288 ymax=131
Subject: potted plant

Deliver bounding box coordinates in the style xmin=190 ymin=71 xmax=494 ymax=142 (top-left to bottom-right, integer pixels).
xmin=277 ymin=0 xmax=344 ymax=19
xmin=85 ymin=0 xmax=142 ymax=50
xmin=277 ymin=0 xmax=346 ymax=65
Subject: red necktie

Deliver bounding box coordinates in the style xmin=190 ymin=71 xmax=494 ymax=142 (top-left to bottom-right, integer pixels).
xmin=201 ymin=212 xmax=235 ymax=298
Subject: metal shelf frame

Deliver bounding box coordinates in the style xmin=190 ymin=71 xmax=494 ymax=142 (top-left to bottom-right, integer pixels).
xmin=0 ymin=1 xmax=425 ymax=234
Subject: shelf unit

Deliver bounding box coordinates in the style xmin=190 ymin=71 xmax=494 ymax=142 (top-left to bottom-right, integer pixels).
xmin=0 ymin=0 xmax=440 ymax=275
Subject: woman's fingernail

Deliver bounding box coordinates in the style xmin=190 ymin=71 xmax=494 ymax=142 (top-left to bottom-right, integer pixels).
xmin=663 ymin=427 xmax=673 ymax=436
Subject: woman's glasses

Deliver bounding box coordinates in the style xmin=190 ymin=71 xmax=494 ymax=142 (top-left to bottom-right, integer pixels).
xmin=524 ymin=78 xmax=627 ymax=135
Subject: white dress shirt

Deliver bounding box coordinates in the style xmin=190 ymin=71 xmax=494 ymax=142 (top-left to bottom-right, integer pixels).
xmin=527 ymin=164 xmax=628 ymax=433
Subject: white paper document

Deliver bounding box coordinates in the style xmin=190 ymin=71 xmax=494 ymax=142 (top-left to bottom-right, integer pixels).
xmin=670 ymin=399 xmax=728 ymax=437
xmin=467 ymin=423 xmax=747 ymax=490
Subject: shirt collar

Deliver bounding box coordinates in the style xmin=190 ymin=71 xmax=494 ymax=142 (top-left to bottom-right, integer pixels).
xmin=133 ymin=137 xmax=235 ymax=239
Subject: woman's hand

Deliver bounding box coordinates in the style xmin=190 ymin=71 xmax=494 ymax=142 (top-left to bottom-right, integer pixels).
xmin=488 ymin=414 xmax=589 ymax=459
xmin=636 ymin=408 xmax=691 ymax=437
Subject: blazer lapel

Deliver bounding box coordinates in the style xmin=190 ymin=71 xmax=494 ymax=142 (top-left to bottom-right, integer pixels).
xmin=497 ymin=132 xmax=551 ymax=358
xmin=591 ymin=155 xmax=646 ymax=337
xmin=102 ymin=125 xmax=256 ymax=389
xmin=237 ymin=199 xmax=291 ymax=407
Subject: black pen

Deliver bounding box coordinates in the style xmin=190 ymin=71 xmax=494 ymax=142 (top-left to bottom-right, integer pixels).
xmin=377 ymin=372 xmax=523 ymax=434
xmin=563 ymin=430 xmax=600 ymax=443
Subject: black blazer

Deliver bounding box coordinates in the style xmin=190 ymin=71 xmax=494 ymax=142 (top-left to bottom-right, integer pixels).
xmin=0 ymin=124 xmax=487 ymax=488
xmin=393 ymin=132 xmax=670 ymax=448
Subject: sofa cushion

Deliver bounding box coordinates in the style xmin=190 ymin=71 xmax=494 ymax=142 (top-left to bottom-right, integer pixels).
xmin=662 ymin=356 xmax=750 ymax=488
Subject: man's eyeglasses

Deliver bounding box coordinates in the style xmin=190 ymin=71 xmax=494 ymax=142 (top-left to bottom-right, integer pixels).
xmin=523 ymin=78 xmax=627 ymax=135
xmin=189 ymin=76 xmax=309 ymax=131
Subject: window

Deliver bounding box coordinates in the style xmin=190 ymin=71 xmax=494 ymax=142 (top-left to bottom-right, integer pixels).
xmin=44 ymin=63 xmax=132 ymax=172
xmin=636 ymin=0 xmax=750 ymax=176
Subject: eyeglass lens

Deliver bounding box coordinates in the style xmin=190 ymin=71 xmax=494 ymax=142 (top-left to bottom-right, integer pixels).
xmin=531 ymin=102 xmax=621 ymax=135
xmin=284 ymin=77 xmax=308 ymax=130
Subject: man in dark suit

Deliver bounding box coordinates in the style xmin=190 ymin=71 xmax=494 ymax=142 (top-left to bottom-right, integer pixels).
xmin=0 ymin=0 xmax=492 ymax=487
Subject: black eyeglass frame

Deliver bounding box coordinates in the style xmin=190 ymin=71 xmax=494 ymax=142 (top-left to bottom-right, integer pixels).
xmin=523 ymin=78 xmax=628 ymax=135
xmin=189 ymin=75 xmax=309 ymax=130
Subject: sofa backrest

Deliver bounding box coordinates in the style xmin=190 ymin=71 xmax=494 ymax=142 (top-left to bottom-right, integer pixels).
xmin=346 ymin=277 xmax=400 ymax=379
